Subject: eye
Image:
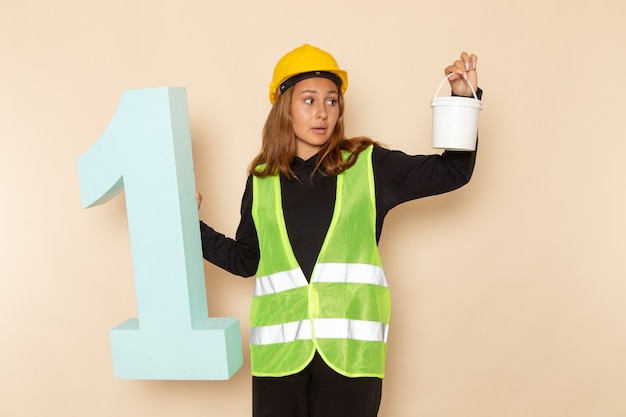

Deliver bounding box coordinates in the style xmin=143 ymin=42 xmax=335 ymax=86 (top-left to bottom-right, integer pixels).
xmin=304 ymin=98 xmax=314 ymax=104
xmin=327 ymin=98 xmax=337 ymax=106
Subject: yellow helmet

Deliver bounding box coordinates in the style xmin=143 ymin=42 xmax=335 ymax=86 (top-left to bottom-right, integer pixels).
xmin=269 ymin=44 xmax=348 ymax=104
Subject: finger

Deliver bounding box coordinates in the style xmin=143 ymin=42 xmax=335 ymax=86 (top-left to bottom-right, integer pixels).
xmin=469 ymin=54 xmax=478 ymax=70
xmin=453 ymin=60 xmax=469 ymax=80
xmin=459 ymin=52 xmax=478 ymax=72
xmin=459 ymin=52 xmax=470 ymax=70
xmin=461 ymin=52 xmax=478 ymax=70
xmin=444 ymin=64 xmax=464 ymax=80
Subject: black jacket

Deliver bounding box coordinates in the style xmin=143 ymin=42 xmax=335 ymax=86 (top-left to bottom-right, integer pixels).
xmin=201 ymin=144 xmax=476 ymax=281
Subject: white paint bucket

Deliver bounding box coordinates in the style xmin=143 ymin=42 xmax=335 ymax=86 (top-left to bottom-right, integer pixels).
xmin=431 ymin=73 xmax=482 ymax=151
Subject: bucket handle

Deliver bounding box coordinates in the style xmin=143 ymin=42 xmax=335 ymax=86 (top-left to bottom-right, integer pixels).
xmin=432 ymin=72 xmax=479 ymax=101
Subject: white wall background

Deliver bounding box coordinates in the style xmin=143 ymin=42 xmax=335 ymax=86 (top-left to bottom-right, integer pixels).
xmin=2 ymin=0 xmax=625 ymax=416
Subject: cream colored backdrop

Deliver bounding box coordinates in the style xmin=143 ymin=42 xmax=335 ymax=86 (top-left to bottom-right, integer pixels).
xmin=2 ymin=0 xmax=625 ymax=416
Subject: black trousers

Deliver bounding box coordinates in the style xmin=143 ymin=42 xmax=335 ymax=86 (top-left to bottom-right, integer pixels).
xmin=252 ymin=351 xmax=383 ymax=417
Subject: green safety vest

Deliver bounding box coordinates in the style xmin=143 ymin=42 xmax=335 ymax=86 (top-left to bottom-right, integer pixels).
xmin=250 ymin=145 xmax=391 ymax=378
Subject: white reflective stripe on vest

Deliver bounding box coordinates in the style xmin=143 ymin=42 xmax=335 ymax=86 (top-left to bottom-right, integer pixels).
xmin=250 ymin=320 xmax=312 ymax=345
xmin=314 ymin=318 xmax=388 ymax=342
xmin=254 ymin=268 xmax=308 ymax=297
xmin=312 ymin=263 xmax=388 ymax=288
xmin=250 ymin=318 xmax=388 ymax=345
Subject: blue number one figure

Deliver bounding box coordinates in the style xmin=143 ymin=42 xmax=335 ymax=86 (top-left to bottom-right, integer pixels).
xmin=77 ymin=87 xmax=243 ymax=380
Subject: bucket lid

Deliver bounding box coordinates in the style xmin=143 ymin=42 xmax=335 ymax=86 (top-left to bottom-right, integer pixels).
xmin=431 ymin=96 xmax=482 ymax=110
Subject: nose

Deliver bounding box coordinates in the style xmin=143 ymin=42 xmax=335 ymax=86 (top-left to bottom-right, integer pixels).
xmin=316 ymin=102 xmax=328 ymax=120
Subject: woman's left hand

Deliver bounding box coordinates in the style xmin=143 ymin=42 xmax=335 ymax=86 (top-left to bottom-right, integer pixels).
xmin=444 ymin=52 xmax=478 ymax=97
xmin=196 ymin=189 xmax=203 ymax=210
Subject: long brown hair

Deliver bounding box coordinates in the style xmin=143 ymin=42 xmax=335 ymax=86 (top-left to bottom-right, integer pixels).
xmin=248 ymin=87 xmax=377 ymax=179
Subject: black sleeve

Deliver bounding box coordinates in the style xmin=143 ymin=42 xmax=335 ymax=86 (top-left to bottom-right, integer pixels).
xmin=200 ymin=175 xmax=259 ymax=278
xmin=372 ymin=88 xmax=481 ymax=218
xmin=372 ymin=144 xmax=477 ymax=238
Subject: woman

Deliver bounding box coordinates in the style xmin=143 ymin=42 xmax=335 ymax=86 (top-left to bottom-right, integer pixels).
xmin=198 ymin=43 xmax=481 ymax=417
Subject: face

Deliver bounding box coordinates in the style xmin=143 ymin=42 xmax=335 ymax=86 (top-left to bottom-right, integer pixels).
xmin=290 ymin=77 xmax=340 ymax=160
